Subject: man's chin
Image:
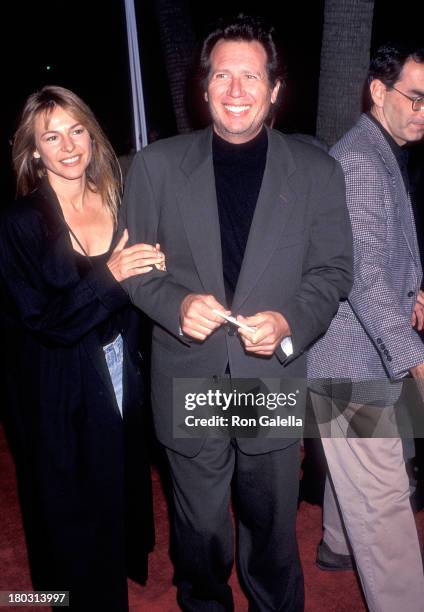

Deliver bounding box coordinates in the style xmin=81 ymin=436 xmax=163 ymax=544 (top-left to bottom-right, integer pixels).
xmin=215 ymin=124 xmax=263 ymax=144
xmin=407 ymin=127 xmax=424 ymax=142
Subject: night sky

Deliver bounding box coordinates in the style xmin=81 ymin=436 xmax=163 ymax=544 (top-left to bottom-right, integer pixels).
xmin=1 ymin=0 xmax=422 ymax=201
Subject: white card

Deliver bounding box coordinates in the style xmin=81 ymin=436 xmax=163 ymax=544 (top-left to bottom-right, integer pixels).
xmin=212 ymin=310 xmax=256 ymax=333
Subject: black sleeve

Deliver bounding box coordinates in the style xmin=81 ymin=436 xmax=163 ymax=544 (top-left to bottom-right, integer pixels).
xmin=0 ymin=210 xmax=128 ymax=347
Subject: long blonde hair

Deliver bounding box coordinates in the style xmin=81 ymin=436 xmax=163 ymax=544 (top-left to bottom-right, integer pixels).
xmin=12 ymin=85 xmax=122 ymax=222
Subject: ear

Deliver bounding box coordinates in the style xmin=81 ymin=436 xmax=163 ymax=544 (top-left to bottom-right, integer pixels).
xmin=204 ymin=91 xmax=209 ymax=102
xmin=33 ymin=150 xmax=41 ymax=159
xmin=369 ymin=78 xmax=387 ymax=109
xmin=270 ymin=80 xmax=281 ymax=104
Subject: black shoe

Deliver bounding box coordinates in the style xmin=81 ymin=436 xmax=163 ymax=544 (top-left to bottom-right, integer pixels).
xmin=316 ymin=540 xmax=354 ymax=571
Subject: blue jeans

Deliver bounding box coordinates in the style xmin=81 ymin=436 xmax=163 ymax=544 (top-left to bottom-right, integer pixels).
xmin=103 ymin=334 xmax=123 ymax=417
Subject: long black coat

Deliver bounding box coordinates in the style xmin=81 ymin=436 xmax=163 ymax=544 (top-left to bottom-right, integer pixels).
xmin=0 ymin=179 xmax=154 ymax=611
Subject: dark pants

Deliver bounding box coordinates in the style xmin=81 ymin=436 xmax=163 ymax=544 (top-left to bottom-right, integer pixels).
xmin=166 ymin=439 xmax=304 ymax=611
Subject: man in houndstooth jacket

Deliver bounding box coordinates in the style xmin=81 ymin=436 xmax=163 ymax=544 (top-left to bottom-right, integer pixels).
xmin=308 ymin=43 xmax=424 ymax=612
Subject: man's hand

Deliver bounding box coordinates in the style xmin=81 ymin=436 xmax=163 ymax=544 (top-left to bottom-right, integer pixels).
xmin=237 ymin=311 xmax=291 ymax=356
xmin=180 ymin=294 xmax=230 ymax=341
xmin=412 ymin=290 xmax=424 ymax=331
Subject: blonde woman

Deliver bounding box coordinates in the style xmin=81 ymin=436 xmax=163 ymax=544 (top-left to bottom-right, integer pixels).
xmin=1 ymin=86 xmax=163 ymax=610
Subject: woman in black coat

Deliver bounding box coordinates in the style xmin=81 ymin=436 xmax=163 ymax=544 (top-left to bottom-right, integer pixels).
xmin=0 ymin=86 xmax=164 ymax=611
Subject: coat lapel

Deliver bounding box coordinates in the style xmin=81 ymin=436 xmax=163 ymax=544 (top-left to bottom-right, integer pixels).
xmin=177 ymin=128 xmax=226 ymax=305
xmin=34 ymin=178 xmax=120 ymax=396
xmin=380 ymin=149 xmax=419 ymax=265
xmin=232 ymin=128 xmax=297 ymax=311
xmin=363 ymin=115 xmax=421 ymax=268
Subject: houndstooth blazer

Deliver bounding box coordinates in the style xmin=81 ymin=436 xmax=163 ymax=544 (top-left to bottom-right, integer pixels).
xmin=308 ymin=113 xmax=424 ymax=385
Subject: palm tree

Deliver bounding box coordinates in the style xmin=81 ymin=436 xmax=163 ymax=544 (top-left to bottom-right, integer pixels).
xmin=154 ymin=0 xmax=197 ymax=133
xmin=316 ymin=0 xmax=375 ymax=146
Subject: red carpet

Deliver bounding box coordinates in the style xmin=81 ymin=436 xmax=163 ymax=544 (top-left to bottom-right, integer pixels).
xmin=1 ymin=425 xmax=423 ymax=611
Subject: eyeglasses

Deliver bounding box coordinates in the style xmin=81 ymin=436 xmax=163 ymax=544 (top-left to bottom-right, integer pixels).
xmin=391 ymin=86 xmax=424 ymax=112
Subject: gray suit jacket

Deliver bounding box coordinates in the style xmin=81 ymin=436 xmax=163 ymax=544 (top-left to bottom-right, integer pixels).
xmin=308 ymin=115 xmax=424 ymax=401
xmin=122 ymin=126 xmax=352 ymax=456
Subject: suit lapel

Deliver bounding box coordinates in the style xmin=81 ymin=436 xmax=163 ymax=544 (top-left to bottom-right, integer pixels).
xmin=379 ymin=149 xmax=418 ymax=264
xmin=177 ymin=128 xmax=226 ymax=304
xmin=363 ymin=115 xmax=421 ymax=268
xmin=232 ymin=128 xmax=297 ymax=311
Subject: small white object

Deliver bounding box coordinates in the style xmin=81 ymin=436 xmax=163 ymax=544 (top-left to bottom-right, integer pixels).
xmin=281 ymin=336 xmax=294 ymax=357
xmin=212 ymin=310 xmax=256 ymax=333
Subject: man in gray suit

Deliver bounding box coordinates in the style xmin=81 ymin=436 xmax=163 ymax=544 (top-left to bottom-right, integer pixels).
xmin=308 ymin=44 xmax=424 ymax=612
xmin=122 ymin=15 xmax=352 ymax=611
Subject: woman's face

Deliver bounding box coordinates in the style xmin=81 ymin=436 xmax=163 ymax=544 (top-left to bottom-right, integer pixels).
xmin=33 ymin=105 xmax=92 ymax=183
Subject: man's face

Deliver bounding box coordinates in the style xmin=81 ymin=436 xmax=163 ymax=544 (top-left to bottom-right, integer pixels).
xmin=372 ymin=58 xmax=424 ymax=146
xmin=205 ymin=39 xmax=280 ymax=144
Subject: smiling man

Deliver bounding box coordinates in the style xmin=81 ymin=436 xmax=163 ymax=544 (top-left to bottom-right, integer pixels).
xmin=122 ymin=15 xmax=352 ymax=611
xmin=204 ymin=38 xmax=280 ymax=144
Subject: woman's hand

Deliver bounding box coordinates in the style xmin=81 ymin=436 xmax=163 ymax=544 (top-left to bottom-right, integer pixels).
xmin=107 ymin=229 xmax=166 ymax=282
xmin=412 ymin=290 xmax=424 ymax=330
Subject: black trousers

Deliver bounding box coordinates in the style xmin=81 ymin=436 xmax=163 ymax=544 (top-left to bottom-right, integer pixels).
xmin=166 ymin=439 xmax=304 ymax=611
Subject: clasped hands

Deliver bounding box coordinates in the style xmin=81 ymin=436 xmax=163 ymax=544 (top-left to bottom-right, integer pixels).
xmin=180 ymin=293 xmax=291 ymax=356
xmin=107 ymin=229 xmax=166 ymax=282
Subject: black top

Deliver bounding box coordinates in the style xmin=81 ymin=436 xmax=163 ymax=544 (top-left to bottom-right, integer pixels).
xmin=408 ymin=142 xmax=424 ymax=274
xmin=213 ymin=128 xmax=268 ymax=306
xmin=74 ymin=249 xmax=120 ymax=344
xmin=367 ymin=112 xmax=410 ymax=192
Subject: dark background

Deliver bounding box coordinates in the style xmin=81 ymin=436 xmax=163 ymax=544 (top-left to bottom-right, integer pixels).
xmin=1 ymin=0 xmax=422 ymax=201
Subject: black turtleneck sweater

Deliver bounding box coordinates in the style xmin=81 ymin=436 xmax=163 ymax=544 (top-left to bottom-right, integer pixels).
xmin=212 ymin=128 xmax=268 ymax=307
